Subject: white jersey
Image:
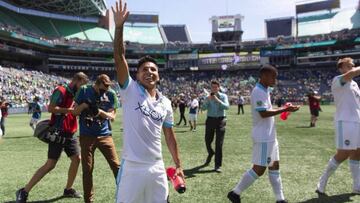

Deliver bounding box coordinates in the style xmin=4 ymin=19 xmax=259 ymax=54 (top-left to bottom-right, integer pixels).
xmin=250 ymin=83 xmax=276 ymax=142
xmin=332 ymin=76 xmax=360 ymax=123
xmin=119 ymin=77 xmax=174 ymax=164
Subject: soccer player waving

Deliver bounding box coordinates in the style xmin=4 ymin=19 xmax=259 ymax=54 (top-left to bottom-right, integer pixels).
xmin=112 ymin=1 xmax=184 ymax=202
xmin=316 ymin=58 xmax=360 ymax=195
xmin=227 ymin=65 xmax=299 ymax=203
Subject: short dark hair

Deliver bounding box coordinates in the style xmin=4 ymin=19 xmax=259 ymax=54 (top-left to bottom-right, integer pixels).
xmin=137 ymin=55 xmax=158 ymax=71
xmin=259 ymin=64 xmax=278 ymax=76
xmin=211 ymin=80 xmax=220 ymax=87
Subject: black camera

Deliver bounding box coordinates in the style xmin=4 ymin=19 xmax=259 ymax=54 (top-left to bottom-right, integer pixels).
xmin=210 ymin=92 xmax=215 ymax=96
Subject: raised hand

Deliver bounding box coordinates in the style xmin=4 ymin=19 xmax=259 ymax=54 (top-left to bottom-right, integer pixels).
xmin=111 ymin=0 xmax=130 ymax=28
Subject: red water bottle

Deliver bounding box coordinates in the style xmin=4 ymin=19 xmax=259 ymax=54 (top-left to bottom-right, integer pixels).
xmin=280 ymin=102 xmax=292 ymax=121
xmin=166 ymin=167 xmax=186 ymax=194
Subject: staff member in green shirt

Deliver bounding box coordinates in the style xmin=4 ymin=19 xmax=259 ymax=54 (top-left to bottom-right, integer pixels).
xmin=202 ymin=80 xmax=229 ymax=173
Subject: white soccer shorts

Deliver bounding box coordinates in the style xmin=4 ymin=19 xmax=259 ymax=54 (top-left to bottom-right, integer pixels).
xmin=252 ymin=139 xmax=279 ymax=167
xmin=188 ymin=113 xmax=197 ymax=122
xmin=115 ymin=160 xmax=169 ymax=203
xmin=335 ymin=121 xmax=360 ymax=150
xmin=30 ymin=118 xmax=39 ymax=125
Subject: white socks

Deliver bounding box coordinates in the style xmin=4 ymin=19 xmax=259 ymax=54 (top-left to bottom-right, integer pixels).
xmin=232 ymin=169 xmax=258 ymax=195
xmin=317 ymin=157 xmax=339 ymax=193
xmin=350 ymin=160 xmax=360 ymax=192
xmin=269 ymin=170 xmax=285 ymax=201
xmin=232 ymin=169 xmax=285 ymax=201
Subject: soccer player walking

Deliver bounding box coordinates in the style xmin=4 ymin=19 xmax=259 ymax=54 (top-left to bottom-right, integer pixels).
xmin=188 ymin=94 xmax=199 ymax=132
xmin=316 ymin=57 xmax=360 ymax=195
xmin=227 ymin=65 xmax=299 ymax=203
xmin=113 ymin=1 xmax=184 ymax=202
xmin=29 ymin=96 xmax=41 ymax=131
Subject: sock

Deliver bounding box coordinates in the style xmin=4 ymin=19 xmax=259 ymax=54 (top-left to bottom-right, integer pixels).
xmin=350 ymin=160 xmax=360 ymax=191
xmin=269 ymin=170 xmax=285 ymax=201
xmin=317 ymin=157 xmax=339 ymax=192
xmin=233 ymin=169 xmax=259 ymax=195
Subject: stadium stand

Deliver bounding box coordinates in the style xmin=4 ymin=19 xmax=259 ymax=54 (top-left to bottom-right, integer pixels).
xmin=51 ymin=19 xmax=87 ymax=40
xmin=0 ymin=65 xmax=337 ymax=108
xmin=0 ymin=66 xmax=69 ymax=107
xmin=26 ymin=15 xmax=59 ymax=38
xmin=0 ymin=0 xmax=359 ymax=111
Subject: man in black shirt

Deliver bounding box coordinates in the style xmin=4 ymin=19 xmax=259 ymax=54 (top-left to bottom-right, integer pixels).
xmin=176 ymin=94 xmax=187 ymax=126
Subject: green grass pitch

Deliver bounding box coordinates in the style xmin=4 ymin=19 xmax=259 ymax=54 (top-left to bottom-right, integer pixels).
xmin=1 ymin=105 xmax=360 ymax=203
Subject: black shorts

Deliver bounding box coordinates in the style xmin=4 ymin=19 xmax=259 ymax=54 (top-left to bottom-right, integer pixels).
xmin=48 ymin=134 xmax=80 ymax=160
xmin=311 ymin=109 xmax=319 ymax=117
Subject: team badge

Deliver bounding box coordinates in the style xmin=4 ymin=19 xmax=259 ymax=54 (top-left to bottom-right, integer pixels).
xmin=267 ymin=157 xmax=271 ymax=164
xmin=257 ymin=101 xmax=263 ymax=107
xmin=345 ymin=140 xmax=350 ymax=146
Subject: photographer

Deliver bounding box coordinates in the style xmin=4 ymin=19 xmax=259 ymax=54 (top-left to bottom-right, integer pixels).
xmin=16 ymin=72 xmax=88 ymax=203
xmin=202 ymin=80 xmax=229 ymax=173
xmin=0 ymin=98 xmax=11 ymax=136
xmin=307 ymin=90 xmax=321 ymax=127
xmin=72 ymin=74 xmax=120 ymax=203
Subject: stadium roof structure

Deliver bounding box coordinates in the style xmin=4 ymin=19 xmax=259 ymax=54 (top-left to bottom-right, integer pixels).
xmin=3 ymin=0 xmax=107 ymax=16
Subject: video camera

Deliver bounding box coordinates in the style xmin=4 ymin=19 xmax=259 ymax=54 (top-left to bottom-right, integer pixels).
xmin=34 ymin=119 xmax=67 ymax=144
xmin=82 ymin=99 xmax=105 ymax=128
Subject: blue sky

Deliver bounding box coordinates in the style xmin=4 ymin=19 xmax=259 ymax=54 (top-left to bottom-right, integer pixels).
xmin=105 ymin=0 xmax=359 ymax=42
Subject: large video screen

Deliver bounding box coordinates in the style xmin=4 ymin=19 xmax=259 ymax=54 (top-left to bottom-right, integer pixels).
xmin=266 ymin=18 xmax=293 ymax=38
xmin=218 ymin=16 xmax=235 ymax=29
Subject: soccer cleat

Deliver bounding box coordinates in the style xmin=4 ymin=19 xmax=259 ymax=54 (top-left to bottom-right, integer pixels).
xmin=227 ymin=191 xmax=241 ymax=203
xmin=63 ymin=188 xmax=82 ymax=198
xmin=16 ymin=188 xmax=28 ymax=203
xmin=276 ymin=200 xmax=288 ymax=203
xmin=315 ymin=189 xmax=328 ymax=196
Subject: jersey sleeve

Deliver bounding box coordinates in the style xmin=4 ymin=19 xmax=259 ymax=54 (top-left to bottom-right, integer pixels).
xmin=193 ymin=99 xmax=199 ymax=108
xmin=119 ymin=76 xmax=137 ymax=99
xmin=109 ymin=90 xmax=119 ymax=109
xmin=163 ymin=100 xmax=174 ymax=128
xmin=332 ymin=75 xmax=347 ymax=90
xmin=252 ymin=90 xmax=270 ymax=112
xmin=36 ymin=104 xmax=41 ymax=111
xmin=74 ymin=86 xmax=86 ymax=105
xmin=50 ymin=88 xmax=63 ymax=105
